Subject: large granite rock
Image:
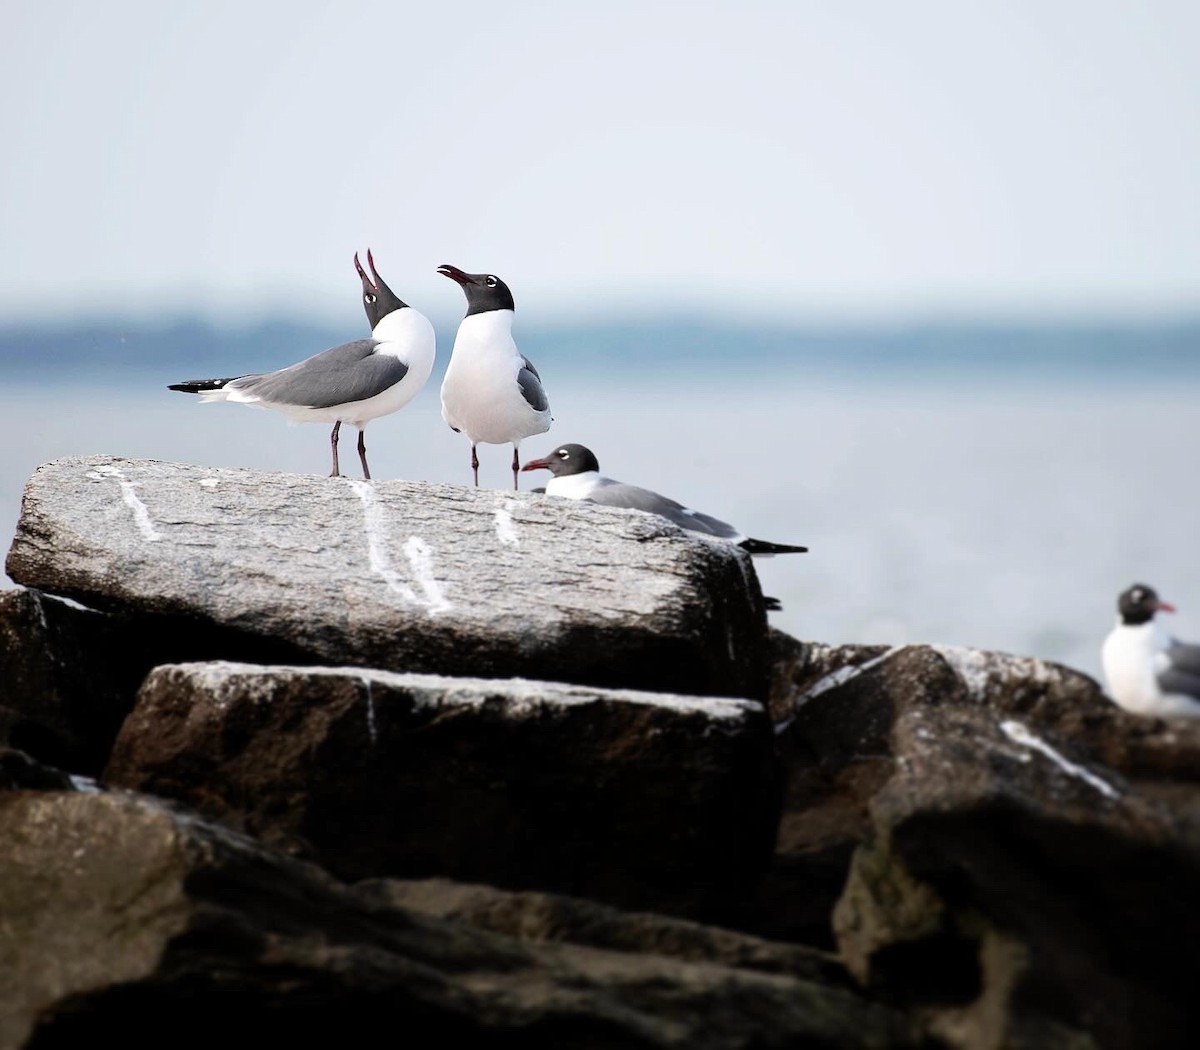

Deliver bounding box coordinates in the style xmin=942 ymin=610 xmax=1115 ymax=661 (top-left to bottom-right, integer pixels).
xmin=765 ymin=639 xmax=1200 ymax=1049
xmin=0 ymin=791 xmax=915 ymax=1050
xmin=105 ymin=662 xmax=778 ymax=918
xmin=6 ymin=457 xmax=769 ymax=700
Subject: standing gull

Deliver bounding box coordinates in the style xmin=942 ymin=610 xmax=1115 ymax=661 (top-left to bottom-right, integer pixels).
xmin=169 ymin=251 xmax=435 ymax=479
xmin=522 ymin=443 xmax=808 ymax=555
xmin=437 ymin=264 xmax=551 ymax=489
xmin=1101 ymin=583 xmax=1200 ymax=717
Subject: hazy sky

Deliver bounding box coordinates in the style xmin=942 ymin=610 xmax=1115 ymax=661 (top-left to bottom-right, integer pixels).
xmin=2 ymin=1 xmax=1198 ymax=323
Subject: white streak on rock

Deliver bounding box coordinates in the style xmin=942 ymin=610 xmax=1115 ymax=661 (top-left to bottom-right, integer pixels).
xmin=198 ymin=478 xmax=220 ymax=489
xmin=403 ymin=537 xmax=452 ymax=614
xmin=933 ymin=645 xmax=1057 ymax=702
xmin=932 ymin=645 xmax=991 ymax=700
xmin=494 ymin=499 xmax=520 ymax=548
xmin=68 ymin=774 xmax=102 ymax=794
xmin=795 ymin=647 xmax=902 ymax=711
xmin=346 ymin=479 xmax=421 ymax=605
xmin=1000 ymin=720 xmax=1120 ymax=800
xmin=41 ymin=592 xmax=94 ymax=613
xmin=168 ymin=662 xmax=759 ymax=723
xmin=87 ymin=464 xmax=162 ymax=542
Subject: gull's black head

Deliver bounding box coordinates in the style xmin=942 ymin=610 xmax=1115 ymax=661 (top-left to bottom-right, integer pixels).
xmin=1117 ymin=583 xmax=1176 ymax=625
xmin=520 ymin=443 xmax=600 ymax=478
xmin=355 ymin=250 xmax=408 ymax=329
xmin=437 ymin=264 xmax=515 ymax=316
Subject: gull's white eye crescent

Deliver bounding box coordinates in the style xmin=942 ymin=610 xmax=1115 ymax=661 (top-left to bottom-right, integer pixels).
xmin=557 ymin=449 xmax=569 ymax=459
xmin=364 ymin=292 xmax=377 ymax=304
xmin=1131 ymin=588 xmax=1143 ymax=602
xmin=485 ymin=276 xmax=498 ymax=288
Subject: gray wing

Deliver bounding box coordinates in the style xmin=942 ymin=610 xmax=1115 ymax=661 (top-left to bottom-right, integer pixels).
xmin=1159 ymin=641 xmax=1200 ymax=699
xmin=230 ymin=339 xmax=409 ymax=409
xmin=1167 ymin=639 xmax=1200 ymax=675
xmin=517 ymin=356 xmax=550 ymax=412
xmin=585 ymin=479 xmax=740 ymax=539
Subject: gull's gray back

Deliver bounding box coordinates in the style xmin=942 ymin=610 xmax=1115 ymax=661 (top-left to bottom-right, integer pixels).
xmin=231 ymin=339 xmax=409 ymax=409
xmin=586 ymin=479 xmax=740 ymax=540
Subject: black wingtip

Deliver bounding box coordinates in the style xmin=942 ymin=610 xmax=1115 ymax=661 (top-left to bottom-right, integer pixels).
xmin=168 ymin=377 xmax=237 ymax=394
xmin=740 ymin=538 xmax=809 ymax=555
xmin=764 ymin=596 xmax=783 ymax=611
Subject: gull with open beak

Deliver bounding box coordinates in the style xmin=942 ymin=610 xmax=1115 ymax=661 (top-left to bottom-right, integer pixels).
xmin=169 ymin=251 xmax=435 ymax=479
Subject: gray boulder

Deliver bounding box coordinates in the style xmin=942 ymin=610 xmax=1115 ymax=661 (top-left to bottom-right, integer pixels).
xmin=6 ymin=457 xmax=769 ymax=700
xmin=105 ymin=662 xmax=778 ymax=917
xmin=0 ymin=791 xmax=915 ymax=1050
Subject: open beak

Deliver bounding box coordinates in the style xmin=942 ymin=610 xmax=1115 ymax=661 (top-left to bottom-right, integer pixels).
xmin=521 ymin=458 xmax=551 ymax=473
xmin=437 ymin=264 xmax=474 ymax=286
xmin=354 ymin=250 xmax=376 ymax=290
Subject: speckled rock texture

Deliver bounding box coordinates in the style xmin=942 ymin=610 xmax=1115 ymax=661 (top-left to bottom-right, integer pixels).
xmin=5 ymin=456 xmax=770 ymax=700
xmin=104 ymin=662 xmax=778 ymax=917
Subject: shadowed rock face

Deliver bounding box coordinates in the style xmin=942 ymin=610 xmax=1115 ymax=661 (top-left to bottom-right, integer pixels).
xmin=5 ymin=456 xmax=769 ymax=701
xmin=0 ymin=587 xmax=307 ymax=775
xmin=0 ymin=792 xmax=915 ymax=1050
xmin=104 ymin=662 xmax=779 ymax=919
xmin=764 ymin=639 xmax=1200 ymax=1049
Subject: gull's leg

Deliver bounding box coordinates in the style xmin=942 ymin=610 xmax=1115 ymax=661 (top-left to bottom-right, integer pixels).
xmin=511 ymin=446 xmax=520 ymax=491
xmin=357 ymin=429 xmax=371 ymax=480
xmin=471 ymin=444 xmax=480 ymax=487
xmin=329 ymin=421 xmax=342 ymax=477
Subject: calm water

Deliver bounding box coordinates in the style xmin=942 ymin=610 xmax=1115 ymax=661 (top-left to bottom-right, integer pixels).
xmin=2 ymin=367 xmax=1197 ymax=684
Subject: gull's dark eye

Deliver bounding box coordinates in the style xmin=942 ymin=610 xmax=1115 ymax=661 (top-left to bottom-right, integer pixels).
xmin=557 ymin=449 xmax=569 ymax=459
xmin=364 ymin=292 xmax=377 ymax=304
xmin=485 ymin=276 xmax=498 ymax=288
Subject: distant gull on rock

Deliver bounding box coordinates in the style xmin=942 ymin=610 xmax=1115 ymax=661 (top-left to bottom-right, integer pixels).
xmin=522 ymin=443 xmax=809 ymax=556
xmin=438 ymin=265 xmax=551 ymax=490
xmin=169 ymin=251 xmax=435 ymax=480
xmin=1101 ymin=583 xmax=1200 ymax=717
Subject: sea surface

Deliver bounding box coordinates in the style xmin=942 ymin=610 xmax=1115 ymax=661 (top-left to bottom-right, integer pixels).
xmin=1 ymin=327 xmax=1197 ymax=685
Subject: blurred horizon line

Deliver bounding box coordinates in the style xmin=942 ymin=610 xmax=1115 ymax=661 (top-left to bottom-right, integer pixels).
xmin=1 ymin=313 xmax=1197 ymax=386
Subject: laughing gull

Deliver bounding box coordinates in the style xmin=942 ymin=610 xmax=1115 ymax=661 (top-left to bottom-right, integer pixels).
xmin=1101 ymin=583 xmax=1200 ymax=717
xmin=522 ymin=444 xmax=809 ymax=555
xmin=169 ymin=251 xmax=435 ymax=479
xmin=437 ymin=264 xmax=551 ymax=489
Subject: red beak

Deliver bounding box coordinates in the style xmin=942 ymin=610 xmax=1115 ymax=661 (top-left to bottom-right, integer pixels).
xmin=437 ymin=264 xmax=473 ymax=286
xmin=1154 ymin=600 xmax=1178 ymax=614
xmin=521 ymin=458 xmax=551 ymax=473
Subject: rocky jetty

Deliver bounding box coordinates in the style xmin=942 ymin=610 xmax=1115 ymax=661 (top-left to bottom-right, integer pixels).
xmin=3 ymin=456 xmax=1199 ymax=1049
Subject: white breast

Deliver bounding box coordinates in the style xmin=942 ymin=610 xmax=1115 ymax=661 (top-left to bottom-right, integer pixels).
xmin=1101 ymin=620 xmax=1168 ymax=714
xmin=545 ymin=471 xmax=603 ymax=499
xmin=440 ymin=311 xmax=552 ymax=446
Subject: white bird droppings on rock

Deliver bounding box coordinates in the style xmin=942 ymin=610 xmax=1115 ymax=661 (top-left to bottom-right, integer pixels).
xmin=1000 ymin=719 xmax=1120 ymax=800
xmin=86 ymin=463 xmax=162 ymax=542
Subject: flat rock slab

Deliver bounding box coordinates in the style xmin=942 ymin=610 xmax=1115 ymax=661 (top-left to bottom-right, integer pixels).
xmin=105 ymin=662 xmax=778 ymax=917
xmin=5 ymin=457 xmax=769 ymax=699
